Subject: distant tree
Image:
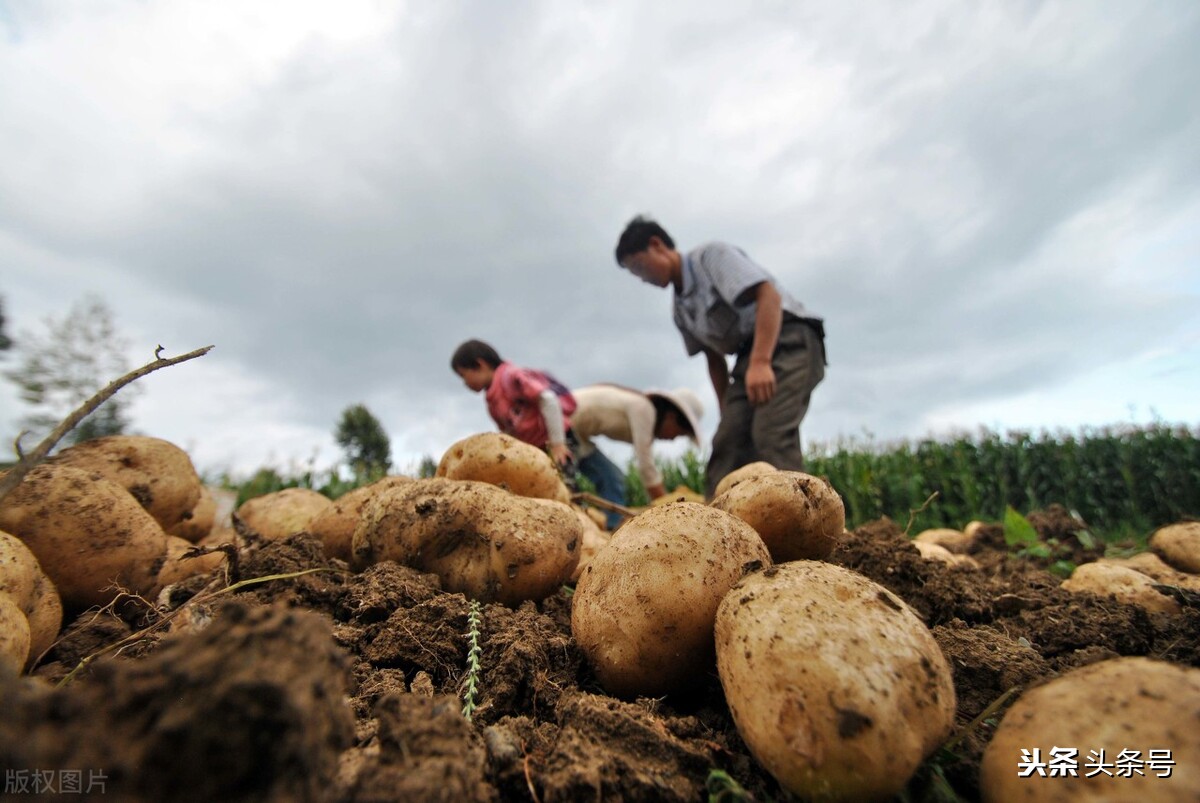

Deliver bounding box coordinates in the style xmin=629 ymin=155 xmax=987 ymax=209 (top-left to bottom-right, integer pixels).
xmin=3 ymin=295 xmax=136 ymax=447
xmin=417 ymin=455 xmax=438 ymax=478
xmin=335 ymin=404 xmax=392 ymax=481
xmin=0 ymin=296 xmax=11 ymax=352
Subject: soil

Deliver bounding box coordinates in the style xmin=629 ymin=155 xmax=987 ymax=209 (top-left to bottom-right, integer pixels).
xmin=2 ymin=507 xmax=1198 ymax=802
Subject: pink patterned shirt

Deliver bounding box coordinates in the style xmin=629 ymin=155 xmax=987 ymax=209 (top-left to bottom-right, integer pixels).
xmin=485 ymin=362 xmax=568 ymax=447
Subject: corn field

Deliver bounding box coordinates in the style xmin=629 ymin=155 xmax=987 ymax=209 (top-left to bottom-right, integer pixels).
xmin=635 ymin=423 xmax=1200 ymax=540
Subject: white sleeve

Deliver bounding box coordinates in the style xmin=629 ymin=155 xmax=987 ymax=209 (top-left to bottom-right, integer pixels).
xmin=538 ymin=390 xmax=566 ymax=445
xmin=629 ymin=397 xmax=662 ymax=488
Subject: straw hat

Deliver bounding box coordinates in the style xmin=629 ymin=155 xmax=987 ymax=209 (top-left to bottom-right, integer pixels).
xmin=646 ymin=387 xmax=705 ymax=445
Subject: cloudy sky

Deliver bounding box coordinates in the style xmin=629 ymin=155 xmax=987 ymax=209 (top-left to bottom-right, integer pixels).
xmin=2 ymin=0 xmax=1197 ymax=479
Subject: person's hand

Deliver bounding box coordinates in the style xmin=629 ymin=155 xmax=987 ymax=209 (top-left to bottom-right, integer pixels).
xmin=745 ymin=359 xmax=776 ymax=405
xmin=646 ymin=482 xmax=667 ymax=499
xmin=548 ymin=442 xmax=573 ymax=466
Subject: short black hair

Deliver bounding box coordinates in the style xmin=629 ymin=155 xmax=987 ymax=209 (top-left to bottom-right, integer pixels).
xmin=615 ymin=215 xmax=674 ymax=264
xmin=450 ymin=339 xmax=502 ymax=371
xmin=650 ymin=395 xmax=695 ymax=437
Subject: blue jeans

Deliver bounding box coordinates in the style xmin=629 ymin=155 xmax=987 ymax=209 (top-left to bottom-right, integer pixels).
xmin=577 ymin=447 xmax=627 ymax=530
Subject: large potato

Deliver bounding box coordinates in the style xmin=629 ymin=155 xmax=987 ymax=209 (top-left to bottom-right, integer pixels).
xmin=307 ymin=476 xmax=414 ymax=562
xmin=436 ymin=432 xmax=571 ymax=504
xmin=980 ymin=657 xmax=1200 ymax=802
xmin=715 ymin=561 xmax=956 ymax=802
xmin=235 ymin=487 xmax=333 ymax=541
xmin=49 ymin=435 xmax=202 ymax=532
xmin=913 ymin=527 xmax=976 ymax=554
xmin=1099 ymin=551 xmax=1200 ymax=592
xmin=0 ymin=464 xmax=167 ymax=609
xmin=712 ymin=461 xmax=777 ymax=499
xmin=0 ymin=593 xmax=31 ymax=677
xmin=571 ymin=502 xmax=771 ymax=699
xmin=710 ymin=471 xmax=844 ymax=562
xmin=1149 ymin=521 xmax=1200 ymax=574
xmin=569 ymin=505 xmax=611 ymax=583
xmin=1062 ymin=562 xmax=1180 ymax=615
xmin=0 ymin=530 xmax=63 ymax=668
xmin=352 ymin=478 xmax=581 ymax=606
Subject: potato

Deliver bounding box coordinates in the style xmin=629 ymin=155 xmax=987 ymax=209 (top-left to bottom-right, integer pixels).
xmin=913 ymin=540 xmax=980 ymax=570
xmin=710 ymin=471 xmax=844 ymax=562
xmin=1149 ymin=521 xmax=1200 ymax=574
xmin=963 ymin=520 xmax=987 ymax=538
xmin=714 ymin=561 xmax=956 ymax=802
xmin=1099 ymin=552 xmax=1200 ymax=592
xmin=436 ymin=432 xmax=572 ymax=504
xmin=571 ymin=502 xmax=771 ymax=699
xmin=712 ymin=461 xmax=777 ymax=499
xmin=0 ymin=593 xmax=31 ymax=677
xmin=569 ymin=505 xmax=611 ymax=583
xmin=49 ymin=435 xmax=203 ymax=532
xmin=0 ymin=464 xmax=167 ymax=609
xmin=649 ymin=486 xmax=706 ymax=506
xmin=168 ymin=484 xmax=217 ymax=542
xmin=0 ymin=530 xmax=63 ymax=667
xmin=153 ymin=535 xmax=227 ymax=593
xmin=1061 ymin=562 xmax=1181 ymax=615
xmin=307 ymin=476 xmax=414 ymax=562
xmin=913 ymin=527 xmax=976 ymax=554
xmin=352 ymin=478 xmax=581 ymax=606
xmin=235 ymin=487 xmax=333 ymax=541
xmin=980 ymin=657 xmax=1200 ymax=802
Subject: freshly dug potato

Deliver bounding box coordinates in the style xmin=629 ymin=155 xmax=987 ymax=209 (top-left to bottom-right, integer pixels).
xmin=963 ymin=520 xmax=987 ymax=538
xmin=0 ymin=530 xmax=63 ymax=668
xmin=649 ymin=486 xmax=706 ymax=506
xmin=715 ymin=561 xmax=956 ymax=802
xmin=913 ymin=527 xmax=976 ymax=554
xmin=1099 ymin=551 xmax=1200 ymax=592
xmin=436 ymin=432 xmax=571 ymax=504
xmin=236 ymin=487 xmax=333 ymax=541
xmin=168 ymin=484 xmax=218 ymax=542
xmin=153 ymin=535 xmax=227 ymax=593
xmin=1061 ymin=562 xmax=1181 ymax=615
xmin=571 ymin=502 xmax=771 ymax=699
xmin=980 ymin=657 xmax=1200 ymax=802
xmin=712 ymin=461 xmax=777 ymax=499
xmin=912 ymin=541 xmax=980 ymax=570
xmin=1149 ymin=521 xmax=1200 ymax=574
xmin=352 ymin=478 xmax=581 ymax=606
xmin=710 ymin=471 xmax=844 ymax=562
xmin=49 ymin=435 xmax=202 ymax=532
xmin=569 ymin=505 xmax=611 ymax=583
xmin=307 ymin=476 xmax=414 ymax=562
xmin=0 ymin=464 xmax=167 ymax=609
xmin=0 ymin=593 xmax=30 ymax=677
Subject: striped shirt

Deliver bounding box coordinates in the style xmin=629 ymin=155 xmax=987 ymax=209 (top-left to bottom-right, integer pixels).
xmin=672 ymin=242 xmax=816 ymax=356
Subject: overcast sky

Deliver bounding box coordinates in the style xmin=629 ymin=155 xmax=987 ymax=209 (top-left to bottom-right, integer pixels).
xmin=2 ymin=1 xmax=1197 ymax=479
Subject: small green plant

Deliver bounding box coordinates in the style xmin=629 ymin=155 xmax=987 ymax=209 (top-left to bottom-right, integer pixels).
xmin=1003 ymin=506 xmax=1048 ymax=557
xmin=461 ymin=599 xmax=483 ymax=722
xmin=706 ymin=769 xmax=755 ymax=802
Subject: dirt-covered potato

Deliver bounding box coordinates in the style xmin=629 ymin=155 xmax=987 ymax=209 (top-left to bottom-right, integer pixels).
xmin=712 ymin=461 xmax=777 ymax=499
xmin=913 ymin=527 xmax=976 ymax=554
xmin=235 ymin=487 xmax=333 ymax=541
xmin=307 ymin=476 xmax=414 ymax=562
xmin=1099 ymin=551 xmax=1200 ymax=592
xmin=571 ymin=502 xmax=771 ymax=699
xmin=49 ymin=435 xmax=203 ymax=533
xmin=649 ymin=487 xmax=706 ymax=506
xmin=714 ymin=561 xmax=956 ymax=802
xmin=980 ymin=657 xmax=1200 ymax=802
xmin=0 ymin=593 xmax=30 ymax=676
xmin=0 ymin=530 xmax=63 ymax=668
xmin=1061 ymin=562 xmax=1181 ymax=615
xmin=352 ymin=478 xmax=581 ymax=606
xmin=1149 ymin=521 xmax=1200 ymax=574
xmin=912 ymin=540 xmax=980 ymax=570
xmin=569 ymin=505 xmax=611 ymax=583
xmin=436 ymin=432 xmax=571 ymax=504
xmin=0 ymin=464 xmax=167 ymax=609
xmin=168 ymin=484 xmax=217 ymax=542
xmin=710 ymin=471 xmax=844 ymax=562
xmin=153 ymin=535 xmax=227 ymax=593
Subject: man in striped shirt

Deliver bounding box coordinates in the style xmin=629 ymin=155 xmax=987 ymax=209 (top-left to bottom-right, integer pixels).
xmin=614 ymin=216 xmax=826 ymax=498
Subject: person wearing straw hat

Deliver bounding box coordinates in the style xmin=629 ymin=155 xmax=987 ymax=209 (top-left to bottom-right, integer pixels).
xmin=568 ymin=384 xmax=705 ymax=528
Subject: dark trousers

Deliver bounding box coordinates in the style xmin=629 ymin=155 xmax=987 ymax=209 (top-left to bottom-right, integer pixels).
xmin=706 ymin=318 xmax=826 ymax=498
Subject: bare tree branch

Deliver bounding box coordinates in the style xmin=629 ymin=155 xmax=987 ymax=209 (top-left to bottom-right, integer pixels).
xmin=0 ymin=345 xmax=214 ymax=505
